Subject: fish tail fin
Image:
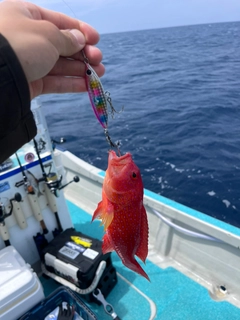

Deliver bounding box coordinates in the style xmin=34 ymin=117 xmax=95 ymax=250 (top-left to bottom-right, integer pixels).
xmin=122 ymin=256 xmax=150 ymax=282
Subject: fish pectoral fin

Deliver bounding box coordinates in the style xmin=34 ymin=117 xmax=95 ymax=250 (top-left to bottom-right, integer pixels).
xmin=102 ymin=233 xmax=114 ymax=254
xmin=92 ymin=201 xmax=104 ymax=222
xmin=101 ymin=202 xmax=114 ymax=231
xmin=136 ymin=206 xmax=149 ymax=263
xmin=92 ymin=200 xmax=114 ymax=230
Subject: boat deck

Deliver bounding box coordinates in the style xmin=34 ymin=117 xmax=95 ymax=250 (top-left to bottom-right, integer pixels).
xmin=41 ymin=200 xmax=240 ymax=320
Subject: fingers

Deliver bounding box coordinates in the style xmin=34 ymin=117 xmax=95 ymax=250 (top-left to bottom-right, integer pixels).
xmin=50 ymin=44 xmax=104 ymax=76
xmin=77 ymin=21 xmax=100 ymax=45
xmin=42 ymin=76 xmax=87 ymax=94
xmin=49 ymin=58 xmax=105 ymax=78
xmin=36 ymin=21 xmax=99 ymax=59
xmin=59 ymin=28 xmax=86 ymax=56
xmin=30 ymin=58 xmax=105 ymax=98
xmin=23 ymin=1 xmax=100 ymax=44
xmin=69 ymin=44 xmax=103 ymax=65
xmin=30 ymin=76 xmax=89 ymax=99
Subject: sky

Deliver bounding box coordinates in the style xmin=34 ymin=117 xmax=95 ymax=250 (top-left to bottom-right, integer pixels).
xmin=24 ymin=0 xmax=240 ymax=34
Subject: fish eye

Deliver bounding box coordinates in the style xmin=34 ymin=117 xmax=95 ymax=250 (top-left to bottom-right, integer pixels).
xmin=132 ymin=172 xmax=137 ymax=178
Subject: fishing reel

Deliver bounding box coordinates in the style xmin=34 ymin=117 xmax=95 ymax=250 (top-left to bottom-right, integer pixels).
xmin=42 ymin=164 xmax=80 ymax=198
xmin=15 ymin=174 xmax=35 ymax=196
xmin=15 ymin=177 xmax=31 ymax=191
xmin=33 ymin=138 xmax=80 ymax=198
xmin=0 ymin=193 xmax=22 ymax=246
xmin=0 ymin=193 xmax=22 ymax=223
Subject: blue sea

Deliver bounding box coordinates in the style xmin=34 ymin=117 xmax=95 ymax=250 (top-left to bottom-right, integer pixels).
xmin=41 ymin=22 xmax=240 ymax=228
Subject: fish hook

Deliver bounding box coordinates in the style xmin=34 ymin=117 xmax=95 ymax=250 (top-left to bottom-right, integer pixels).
xmin=104 ymin=129 xmax=121 ymax=156
xmin=105 ymin=91 xmax=124 ymax=119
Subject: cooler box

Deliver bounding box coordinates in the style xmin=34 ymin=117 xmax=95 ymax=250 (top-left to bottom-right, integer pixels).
xmin=0 ymin=246 xmax=45 ymax=320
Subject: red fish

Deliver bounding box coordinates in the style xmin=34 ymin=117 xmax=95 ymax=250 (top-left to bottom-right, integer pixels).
xmin=92 ymin=150 xmax=149 ymax=281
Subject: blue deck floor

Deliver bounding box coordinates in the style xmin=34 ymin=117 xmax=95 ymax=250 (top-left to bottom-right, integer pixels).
xmin=42 ymin=200 xmax=240 ymax=320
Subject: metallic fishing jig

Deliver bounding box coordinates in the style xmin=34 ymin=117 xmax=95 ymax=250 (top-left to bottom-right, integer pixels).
xmin=82 ymin=50 xmax=121 ymax=151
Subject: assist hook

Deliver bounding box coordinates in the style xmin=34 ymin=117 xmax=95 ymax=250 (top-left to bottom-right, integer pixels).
xmin=104 ymin=129 xmax=121 ymax=155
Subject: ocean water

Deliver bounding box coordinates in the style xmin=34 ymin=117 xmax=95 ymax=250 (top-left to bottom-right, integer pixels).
xmin=41 ymin=22 xmax=240 ymax=228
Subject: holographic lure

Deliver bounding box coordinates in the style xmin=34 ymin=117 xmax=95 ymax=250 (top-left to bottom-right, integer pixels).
xmin=82 ymin=50 xmax=120 ymax=149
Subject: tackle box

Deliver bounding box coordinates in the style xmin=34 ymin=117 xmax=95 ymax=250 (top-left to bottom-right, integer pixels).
xmin=41 ymin=228 xmax=117 ymax=303
xmin=19 ymin=286 xmax=97 ymax=320
xmin=0 ymin=246 xmax=45 ymax=320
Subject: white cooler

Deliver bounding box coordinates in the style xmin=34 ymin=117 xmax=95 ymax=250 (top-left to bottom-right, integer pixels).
xmin=0 ymin=246 xmax=45 ymax=320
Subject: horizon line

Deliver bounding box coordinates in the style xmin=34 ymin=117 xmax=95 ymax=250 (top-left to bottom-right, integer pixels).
xmin=100 ymin=19 xmax=240 ymax=36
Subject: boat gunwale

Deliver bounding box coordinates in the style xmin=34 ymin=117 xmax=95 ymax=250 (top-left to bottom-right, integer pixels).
xmin=60 ymin=149 xmax=240 ymax=248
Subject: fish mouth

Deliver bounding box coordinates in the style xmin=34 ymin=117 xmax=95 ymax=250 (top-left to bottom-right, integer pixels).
xmin=107 ymin=150 xmax=133 ymax=183
xmin=108 ymin=150 xmax=131 ymax=164
xmin=106 ymin=150 xmax=141 ymax=201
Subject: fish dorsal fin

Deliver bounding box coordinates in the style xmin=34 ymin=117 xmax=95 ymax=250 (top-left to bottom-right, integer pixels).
xmin=135 ymin=206 xmax=149 ymax=263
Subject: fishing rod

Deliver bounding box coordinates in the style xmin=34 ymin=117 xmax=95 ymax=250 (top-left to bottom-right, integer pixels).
xmin=33 ymin=138 xmax=80 ymax=234
xmin=15 ymin=152 xmax=48 ymax=234
xmin=0 ymin=193 xmax=22 ymax=247
xmin=33 ymin=138 xmax=63 ymax=232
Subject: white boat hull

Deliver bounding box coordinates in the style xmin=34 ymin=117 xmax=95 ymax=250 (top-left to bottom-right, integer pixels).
xmin=60 ymin=149 xmax=240 ymax=308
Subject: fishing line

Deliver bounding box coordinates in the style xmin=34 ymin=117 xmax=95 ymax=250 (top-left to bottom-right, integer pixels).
xmin=61 ymin=0 xmax=78 ymax=19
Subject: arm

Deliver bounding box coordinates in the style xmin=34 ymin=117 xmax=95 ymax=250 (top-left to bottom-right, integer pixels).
xmin=0 ymin=33 xmax=35 ymax=164
xmin=0 ymin=0 xmax=104 ymax=163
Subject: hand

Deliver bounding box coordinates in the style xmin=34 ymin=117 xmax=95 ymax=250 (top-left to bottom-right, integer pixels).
xmin=0 ymin=0 xmax=105 ymax=99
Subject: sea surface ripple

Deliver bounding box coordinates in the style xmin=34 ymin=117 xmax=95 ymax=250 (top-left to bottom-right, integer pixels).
xmin=41 ymin=22 xmax=240 ymax=227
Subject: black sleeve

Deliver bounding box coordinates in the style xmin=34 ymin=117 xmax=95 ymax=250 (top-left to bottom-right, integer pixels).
xmin=0 ymin=33 xmax=37 ymax=164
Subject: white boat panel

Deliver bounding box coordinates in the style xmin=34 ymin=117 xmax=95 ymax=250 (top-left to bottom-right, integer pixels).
xmin=60 ymin=149 xmax=240 ymax=308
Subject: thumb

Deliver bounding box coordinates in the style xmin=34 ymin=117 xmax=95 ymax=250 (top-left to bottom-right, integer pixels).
xmin=58 ymin=29 xmax=86 ymax=56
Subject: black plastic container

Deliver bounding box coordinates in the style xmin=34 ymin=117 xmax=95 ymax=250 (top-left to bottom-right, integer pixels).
xmin=42 ymin=228 xmax=117 ymax=302
xmin=19 ymin=286 xmax=97 ymax=320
